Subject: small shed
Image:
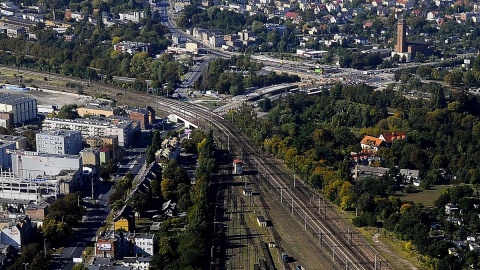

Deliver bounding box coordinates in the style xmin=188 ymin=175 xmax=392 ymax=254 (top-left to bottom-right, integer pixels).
xmin=257 ymin=216 xmax=267 ymax=227
xmin=233 ymin=159 xmax=243 ymax=175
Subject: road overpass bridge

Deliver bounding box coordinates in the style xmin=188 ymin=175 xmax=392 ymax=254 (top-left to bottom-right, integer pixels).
xmin=168 ymin=113 xmax=199 ymax=129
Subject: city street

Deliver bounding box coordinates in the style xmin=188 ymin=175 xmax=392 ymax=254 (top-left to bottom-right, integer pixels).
xmin=50 ymin=133 xmax=151 ymax=269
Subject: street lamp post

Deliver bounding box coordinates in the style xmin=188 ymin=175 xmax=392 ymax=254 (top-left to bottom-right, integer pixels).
xmin=23 ymin=263 xmax=29 ymax=270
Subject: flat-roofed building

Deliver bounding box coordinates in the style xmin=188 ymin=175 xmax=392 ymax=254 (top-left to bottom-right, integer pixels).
xmin=113 ymin=41 xmax=149 ymax=55
xmin=85 ymin=135 xmax=119 ymax=148
xmin=36 ymin=129 xmax=83 ymax=155
xmin=43 ymin=118 xmax=138 ymax=147
xmin=77 ymin=105 xmax=115 ymax=117
xmin=0 ymin=135 xmax=27 ymax=150
xmin=124 ymin=233 xmax=155 ymax=257
xmin=0 ymin=93 xmax=37 ymax=126
xmin=11 ymin=151 xmax=82 ymax=178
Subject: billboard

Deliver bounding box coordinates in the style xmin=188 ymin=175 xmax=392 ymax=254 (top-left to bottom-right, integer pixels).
xmin=97 ymin=243 xmax=112 ymax=251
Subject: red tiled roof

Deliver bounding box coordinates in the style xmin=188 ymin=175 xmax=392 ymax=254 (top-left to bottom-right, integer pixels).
xmin=361 ymin=136 xmax=384 ymax=147
xmin=285 ymin=11 xmax=299 ymax=18
xmin=380 ymin=132 xmax=406 ymax=143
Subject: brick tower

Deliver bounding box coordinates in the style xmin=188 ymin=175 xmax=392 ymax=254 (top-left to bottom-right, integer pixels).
xmin=394 ymin=19 xmax=406 ymax=53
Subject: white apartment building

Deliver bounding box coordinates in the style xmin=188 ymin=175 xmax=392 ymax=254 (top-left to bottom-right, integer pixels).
xmin=36 ymin=129 xmax=83 ymax=155
xmin=42 ymin=118 xmax=138 ymax=146
xmin=124 ymin=233 xmax=155 ymax=257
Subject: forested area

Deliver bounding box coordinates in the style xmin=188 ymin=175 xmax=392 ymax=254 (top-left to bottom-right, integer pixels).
xmin=231 ymin=79 xmax=480 ymax=268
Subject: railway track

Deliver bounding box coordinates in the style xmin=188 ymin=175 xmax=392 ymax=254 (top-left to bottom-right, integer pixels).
xmin=157 ymin=97 xmax=390 ymax=270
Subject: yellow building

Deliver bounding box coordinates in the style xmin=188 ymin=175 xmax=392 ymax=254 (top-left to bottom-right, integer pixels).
xmin=86 ymin=135 xmax=119 ymax=148
xmin=113 ymin=205 xmax=135 ymax=232
xmin=77 ymin=105 xmax=114 ymax=117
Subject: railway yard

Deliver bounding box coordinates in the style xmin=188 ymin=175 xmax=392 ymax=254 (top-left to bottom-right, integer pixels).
xmin=157 ymin=96 xmax=418 ymax=270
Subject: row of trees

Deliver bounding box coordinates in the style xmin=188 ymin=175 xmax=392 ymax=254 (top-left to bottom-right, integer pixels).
xmin=150 ymin=130 xmax=215 ymax=269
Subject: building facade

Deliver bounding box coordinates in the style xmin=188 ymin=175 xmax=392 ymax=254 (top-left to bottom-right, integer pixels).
xmin=0 ymin=215 xmax=36 ymax=249
xmin=0 ymin=93 xmax=37 ymax=126
xmin=77 ymin=105 xmax=114 ymax=117
xmin=0 ymin=141 xmax=15 ymax=169
xmin=43 ymin=118 xmax=139 ymax=147
xmin=85 ymin=135 xmax=119 ymax=148
xmin=36 ymin=129 xmax=83 ymax=155
xmin=129 ymin=109 xmax=150 ymax=129
xmin=124 ymin=233 xmax=155 ymax=257
xmin=0 ymin=135 xmax=27 ymax=150
xmin=95 ymin=230 xmax=124 ymax=259
xmin=11 ymin=152 xmax=82 ymax=178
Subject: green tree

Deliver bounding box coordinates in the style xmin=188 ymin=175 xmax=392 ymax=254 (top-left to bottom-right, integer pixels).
xmin=128 ymin=192 xmax=149 ymax=218
xmin=72 ymin=264 xmax=88 ymax=270
xmin=57 ymin=104 xmax=79 ymax=119
xmin=7 ymin=243 xmax=48 ymax=270
xmin=444 ymin=70 xmax=464 ymax=86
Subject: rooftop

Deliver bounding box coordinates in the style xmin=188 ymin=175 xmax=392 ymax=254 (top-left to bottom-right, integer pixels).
xmin=0 ymin=134 xmax=25 ymax=142
xmin=0 ymin=93 xmax=36 ymax=106
xmin=37 ymin=129 xmax=82 ymax=137
xmin=124 ymin=232 xmax=155 ymax=239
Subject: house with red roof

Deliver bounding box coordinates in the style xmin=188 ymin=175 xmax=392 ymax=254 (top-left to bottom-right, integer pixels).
xmin=284 ymin=11 xmax=302 ymax=22
xmin=360 ymin=132 xmax=407 ymax=154
xmin=379 ymin=132 xmax=407 ymax=144
xmin=360 ymin=136 xmax=386 ymax=154
xmin=285 ymin=11 xmax=298 ymax=19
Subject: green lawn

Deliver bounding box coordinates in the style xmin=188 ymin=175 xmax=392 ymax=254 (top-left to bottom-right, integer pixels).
xmin=398 ymin=185 xmax=452 ymax=207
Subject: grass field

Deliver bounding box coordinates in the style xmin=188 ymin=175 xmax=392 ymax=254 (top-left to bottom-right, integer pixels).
xmin=397 ymin=185 xmax=452 ymax=207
